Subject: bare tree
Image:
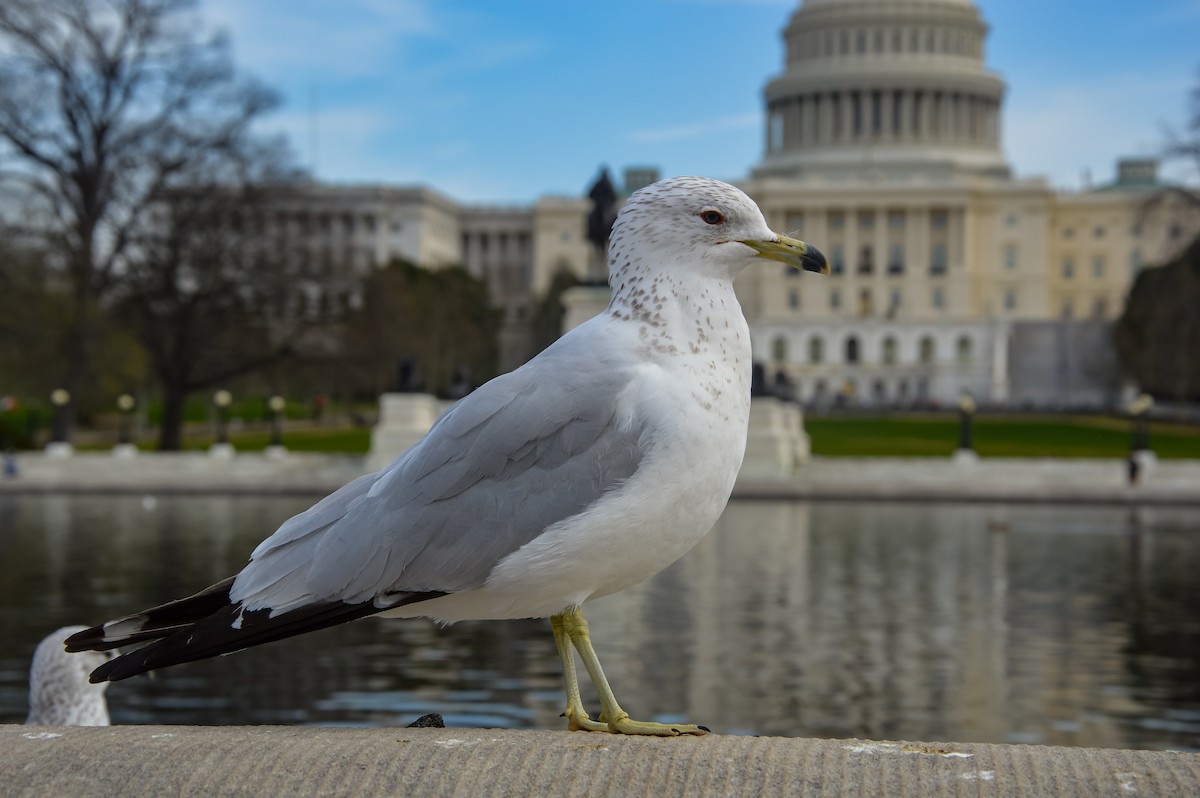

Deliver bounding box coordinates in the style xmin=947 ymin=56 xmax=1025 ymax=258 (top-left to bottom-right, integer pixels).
xmin=0 ymin=0 xmax=279 ymax=426
xmin=1117 ymin=69 xmax=1200 ymax=402
xmin=117 ymin=137 xmax=316 ymax=450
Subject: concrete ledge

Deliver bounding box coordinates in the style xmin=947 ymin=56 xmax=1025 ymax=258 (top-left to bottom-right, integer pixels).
xmin=2 ymin=452 xmax=1199 ymax=505
xmin=5 ymin=726 xmax=1198 ymax=797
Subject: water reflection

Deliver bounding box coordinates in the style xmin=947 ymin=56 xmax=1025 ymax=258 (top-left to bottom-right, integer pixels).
xmin=0 ymin=494 xmax=1196 ymax=750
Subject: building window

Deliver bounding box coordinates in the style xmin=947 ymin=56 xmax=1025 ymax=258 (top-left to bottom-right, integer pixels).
xmin=1061 ymin=300 xmax=1073 ymax=318
xmin=858 ymin=210 xmax=875 ymax=231
xmin=808 ymin=336 xmax=824 ymax=364
xmin=930 ymin=244 xmax=947 ymax=275
xmin=1062 ymin=227 xmax=1075 ymax=240
xmin=845 ymin=336 xmax=860 ymax=364
xmin=830 ymin=289 xmax=841 ymax=310
xmin=1005 ymin=212 xmax=1019 ymax=228
xmin=858 ymin=245 xmax=874 ymax=274
xmin=1062 ymin=257 xmax=1075 ymax=279
xmin=931 ymin=210 xmax=948 ymax=230
xmin=1003 ymin=244 xmax=1018 ymax=270
xmin=829 ymin=211 xmax=845 ymax=231
xmin=788 ymin=288 xmax=800 ymax=309
xmin=919 ymin=336 xmax=935 ymax=364
xmin=1092 ymin=255 xmax=1105 ymax=278
xmin=889 ymin=289 xmax=902 ymax=314
xmin=932 ymin=286 xmax=945 ymax=309
xmin=888 ymin=244 xmax=905 ymax=275
xmin=772 ymin=336 xmax=789 ymax=362
xmin=1004 ymin=289 xmax=1017 ymax=311
xmin=882 ymin=336 xmax=898 ymax=365
xmin=830 ymin=245 xmax=845 ymax=275
xmin=888 ymin=210 xmax=906 ymax=231
xmin=956 ymin=335 xmax=973 ymax=363
xmin=858 ymin=288 xmax=873 ymax=317
xmin=1094 ymin=225 xmax=1106 ymax=239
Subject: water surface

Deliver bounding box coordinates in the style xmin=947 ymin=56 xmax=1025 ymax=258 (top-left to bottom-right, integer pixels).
xmin=1 ymin=494 xmax=1197 ymax=750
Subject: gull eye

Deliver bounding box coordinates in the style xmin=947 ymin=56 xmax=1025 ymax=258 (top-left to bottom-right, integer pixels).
xmin=700 ymin=210 xmax=725 ymax=225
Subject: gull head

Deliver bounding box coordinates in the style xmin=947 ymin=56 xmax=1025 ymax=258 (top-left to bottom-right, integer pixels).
xmin=608 ymin=176 xmax=828 ymax=283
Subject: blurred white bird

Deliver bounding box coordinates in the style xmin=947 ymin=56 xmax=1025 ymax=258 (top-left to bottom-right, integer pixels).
xmin=26 ymin=625 xmax=111 ymax=726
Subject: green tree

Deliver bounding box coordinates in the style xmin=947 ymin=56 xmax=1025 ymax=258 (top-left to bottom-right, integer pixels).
xmin=339 ymin=261 xmax=500 ymax=398
xmin=1116 ymin=236 xmax=1200 ymax=402
xmin=528 ymin=268 xmax=581 ymax=360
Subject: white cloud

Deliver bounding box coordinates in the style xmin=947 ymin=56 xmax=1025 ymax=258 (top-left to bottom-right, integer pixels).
xmin=1004 ymin=71 xmax=1192 ymax=188
xmin=628 ymin=113 xmax=761 ymax=144
xmin=203 ymin=0 xmax=438 ymax=80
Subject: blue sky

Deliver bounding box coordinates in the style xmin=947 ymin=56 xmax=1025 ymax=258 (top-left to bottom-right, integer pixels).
xmin=202 ymin=0 xmax=1200 ymax=202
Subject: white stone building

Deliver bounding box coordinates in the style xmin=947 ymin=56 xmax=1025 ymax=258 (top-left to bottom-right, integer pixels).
xmin=260 ymin=184 xmax=592 ymax=370
xmin=735 ymin=0 xmax=1195 ymax=407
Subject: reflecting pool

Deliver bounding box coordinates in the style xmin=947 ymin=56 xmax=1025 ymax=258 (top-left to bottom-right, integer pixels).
xmin=1 ymin=494 xmax=1197 ymax=750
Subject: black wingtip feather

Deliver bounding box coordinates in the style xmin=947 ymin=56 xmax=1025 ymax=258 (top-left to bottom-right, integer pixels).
xmin=85 ymin=589 xmax=447 ymax=682
xmin=65 ymin=577 xmax=238 ymax=653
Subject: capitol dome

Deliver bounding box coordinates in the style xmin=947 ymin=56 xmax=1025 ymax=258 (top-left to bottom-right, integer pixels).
xmin=755 ymin=0 xmax=1009 ymax=179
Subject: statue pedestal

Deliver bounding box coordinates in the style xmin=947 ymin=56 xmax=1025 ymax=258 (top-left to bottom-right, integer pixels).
xmin=741 ymin=397 xmax=811 ymax=480
xmin=44 ymin=441 xmax=74 ymax=458
xmin=560 ymin=285 xmax=611 ymax=334
xmin=111 ymin=443 xmax=139 ymax=459
xmin=367 ymin=393 xmax=441 ymax=471
xmin=208 ymin=442 xmax=235 ymax=459
xmin=953 ymin=448 xmax=979 ymax=464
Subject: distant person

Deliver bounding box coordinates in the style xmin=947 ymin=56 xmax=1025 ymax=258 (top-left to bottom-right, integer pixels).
xmin=25 ymin=626 xmax=111 ymax=726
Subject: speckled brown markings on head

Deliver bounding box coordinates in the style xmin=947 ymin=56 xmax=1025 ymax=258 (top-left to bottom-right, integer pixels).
xmin=599 ymin=176 xmax=773 ymax=422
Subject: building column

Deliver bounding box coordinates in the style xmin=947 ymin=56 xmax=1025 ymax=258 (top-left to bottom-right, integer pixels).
xmin=990 ymin=323 xmax=1010 ymax=401
xmin=881 ymin=91 xmax=894 ymax=141
xmin=786 ymin=99 xmax=802 ymax=148
xmin=899 ymin=90 xmax=914 ymax=140
xmin=842 ymin=91 xmax=855 ymax=142
xmin=819 ymin=92 xmax=834 ymax=143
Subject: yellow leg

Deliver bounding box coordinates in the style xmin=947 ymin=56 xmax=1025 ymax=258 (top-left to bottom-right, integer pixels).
xmin=555 ymin=606 xmax=709 ymax=737
xmin=550 ymin=613 xmax=607 ymax=732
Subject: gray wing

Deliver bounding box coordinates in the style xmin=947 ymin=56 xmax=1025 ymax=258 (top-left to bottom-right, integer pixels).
xmin=230 ymin=347 xmax=645 ymax=613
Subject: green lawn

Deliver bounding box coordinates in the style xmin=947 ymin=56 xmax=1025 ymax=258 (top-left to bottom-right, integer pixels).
xmin=76 ymin=413 xmax=1200 ymax=459
xmin=805 ymin=414 xmax=1200 ymax=459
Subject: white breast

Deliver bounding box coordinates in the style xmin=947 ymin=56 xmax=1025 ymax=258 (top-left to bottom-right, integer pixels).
xmin=387 ymin=292 xmax=752 ymax=624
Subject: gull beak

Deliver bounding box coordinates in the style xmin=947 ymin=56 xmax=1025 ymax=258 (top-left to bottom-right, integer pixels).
xmin=739 ymin=235 xmax=829 ymax=275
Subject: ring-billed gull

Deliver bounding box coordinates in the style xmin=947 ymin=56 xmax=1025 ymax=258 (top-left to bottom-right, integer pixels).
xmin=66 ymin=176 xmax=827 ymax=736
xmin=26 ymin=626 xmax=110 ymax=726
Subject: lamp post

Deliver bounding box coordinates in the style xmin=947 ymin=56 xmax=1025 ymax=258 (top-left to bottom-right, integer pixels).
xmin=1129 ymin=393 xmax=1153 ymax=453
xmin=50 ymin=389 xmax=70 ymax=442
xmin=45 ymin=389 xmax=73 ymax=457
xmin=268 ymin=395 xmax=286 ymax=449
xmin=117 ymin=394 xmax=136 ymax=444
xmin=209 ymin=389 xmax=235 ymax=458
xmin=1 ymin=395 xmax=17 ymax=477
xmin=112 ymin=393 xmax=138 ymax=458
xmin=213 ymin=390 xmax=232 ymax=444
xmin=954 ymin=392 xmax=977 ymax=463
